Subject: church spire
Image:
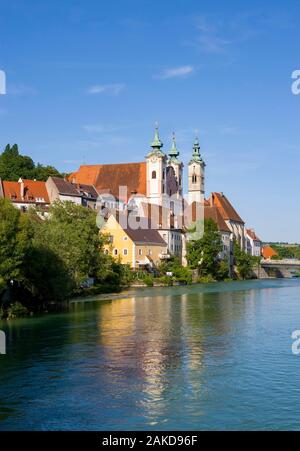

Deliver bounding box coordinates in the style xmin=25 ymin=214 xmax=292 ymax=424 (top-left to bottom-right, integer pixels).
xmin=151 ymin=123 xmax=163 ymax=149
xmin=169 ymin=132 xmax=179 ymax=157
xmin=147 ymin=122 xmax=164 ymax=157
xmin=168 ymin=132 xmax=181 ymax=164
xmin=190 ymin=136 xmax=204 ymax=164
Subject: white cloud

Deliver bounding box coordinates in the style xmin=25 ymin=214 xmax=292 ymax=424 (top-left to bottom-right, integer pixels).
xmin=156 ymin=65 xmax=194 ymax=80
xmin=87 ymin=83 xmax=125 ymax=95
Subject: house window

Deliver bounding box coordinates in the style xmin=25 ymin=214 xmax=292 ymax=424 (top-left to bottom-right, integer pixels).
xmin=123 ymin=249 xmax=128 ymax=256
xmin=192 ymin=174 xmax=197 ymax=183
xmin=113 ymin=249 xmax=118 ymax=256
xmin=138 ymin=249 xmax=143 ymax=256
xmin=123 ymin=236 xmax=128 ymax=241
xmin=148 ymin=249 xmax=152 ymax=256
xmin=152 ymin=170 xmax=156 ymax=179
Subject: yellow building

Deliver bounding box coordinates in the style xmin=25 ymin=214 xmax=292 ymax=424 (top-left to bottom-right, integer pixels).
xmin=102 ymin=214 xmax=168 ymax=269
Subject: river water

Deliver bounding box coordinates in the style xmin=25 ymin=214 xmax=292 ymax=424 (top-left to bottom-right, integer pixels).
xmin=1 ymin=279 xmax=300 ymax=430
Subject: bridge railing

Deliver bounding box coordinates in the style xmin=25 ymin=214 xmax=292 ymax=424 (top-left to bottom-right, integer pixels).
xmin=261 ymin=258 xmax=300 ymax=266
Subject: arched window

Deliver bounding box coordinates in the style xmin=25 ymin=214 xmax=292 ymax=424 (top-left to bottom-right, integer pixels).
xmin=192 ymin=174 xmax=197 ymax=183
xmin=152 ymin=170 xmax=157 ymax=179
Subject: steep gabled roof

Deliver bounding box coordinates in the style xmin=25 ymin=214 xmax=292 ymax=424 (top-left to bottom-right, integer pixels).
xmin=68 ymin=162 xmax=147 ymax=202
xmin=1 ymin=179 xmax=50 ymax=204
xmin=75 ymin=183 xmax=98 ymax=199
xmin=50 ymin=177 xmax=80 ymax=196
xmin=204 ymin=206 xmax=231 ymax=233
xmin=262 ymin=245 xmax=277 ymax=259
xmin=246 ymin=228 xmax=261 ymax=242
xmin=210 ymin=192 xmax=244 ymax=224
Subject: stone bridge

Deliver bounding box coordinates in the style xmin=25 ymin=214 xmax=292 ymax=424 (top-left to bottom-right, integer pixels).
xmin=255 ymin=259 xmax=300 ymax=278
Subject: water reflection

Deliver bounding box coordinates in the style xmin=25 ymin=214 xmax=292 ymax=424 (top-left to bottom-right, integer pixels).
xmin=0 ymin=279 xmax=300 ymax=430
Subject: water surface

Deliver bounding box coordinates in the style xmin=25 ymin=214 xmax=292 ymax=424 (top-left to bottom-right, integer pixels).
xmin=1 ymin=279 xmax=300 ymax=430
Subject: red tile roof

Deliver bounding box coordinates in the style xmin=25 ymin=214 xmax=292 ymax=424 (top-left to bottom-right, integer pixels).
xmin=204 ymin=206 xmax=231 ymax=232
xmin=246 ymin=228 xmax=261 ymax=242
xmin=1 ymin=179 xmax=49 ymax=204
xmin=187 ymin=202 xmax=231 ymax=232
xmin=210 ymin=192 xmax=244 ymax=223
xmin=262 ymin=246 xmax=278 ymax=259
xmin=69 ymin=162 xmax=147 ymax=202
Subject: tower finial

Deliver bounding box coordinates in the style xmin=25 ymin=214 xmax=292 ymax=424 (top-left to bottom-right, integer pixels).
xmin=151 ymin=122 xmax=163 ymax=149
xmin=169 ymin=131 xmax=179 ymax=158
xmin=189 ymin=134 xmax=204 ymax=165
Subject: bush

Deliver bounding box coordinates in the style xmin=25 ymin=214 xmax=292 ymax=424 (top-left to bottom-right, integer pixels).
xmin=154 ymin=276 xmax=173 ymax=286
xmin=143 ymin=275 xmax=154 ymax=287
xmin=173 ymin=266 xmax=192 ymax=284
xmin=6 ymin=302 xmax=29 ymax=319
xmin=197 ymin=274 xmax=216 ymax=283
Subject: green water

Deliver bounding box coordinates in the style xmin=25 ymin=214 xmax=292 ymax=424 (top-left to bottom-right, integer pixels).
xmin=1 ymin=279 xmax=300 ymax=430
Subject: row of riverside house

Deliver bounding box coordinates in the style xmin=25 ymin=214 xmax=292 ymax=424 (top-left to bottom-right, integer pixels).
xmin=0 ymin=127 xmax=263 ymax=271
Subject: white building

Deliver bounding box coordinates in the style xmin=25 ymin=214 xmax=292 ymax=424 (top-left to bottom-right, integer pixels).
xmin=246 ymin=229 xmax=262 ymax=257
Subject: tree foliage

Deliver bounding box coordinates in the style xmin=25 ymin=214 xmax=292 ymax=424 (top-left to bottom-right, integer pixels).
xmin=0 ymin=144 xmax=62 ymax=181
xmin=186 ymin=218 xmax=228 ymax=280
xmin=233 ymin=240 xmax=255 ymax=279
xmin=0 ymin=200 xmax=125 ymax=314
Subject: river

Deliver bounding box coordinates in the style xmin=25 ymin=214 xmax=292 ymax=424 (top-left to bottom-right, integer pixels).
xmin=1 ymin=279 xmax=300 ymax=430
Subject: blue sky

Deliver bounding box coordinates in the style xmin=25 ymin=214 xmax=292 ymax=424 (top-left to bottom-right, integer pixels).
xmin=0 ymin=0 xmax=299 ymax=242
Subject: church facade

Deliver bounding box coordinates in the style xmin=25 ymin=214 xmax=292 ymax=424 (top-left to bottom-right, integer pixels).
xmin=69 ymin=126 xmax=256 ymax=268
xmin=69 ymin=126 xmax=206 ymax=214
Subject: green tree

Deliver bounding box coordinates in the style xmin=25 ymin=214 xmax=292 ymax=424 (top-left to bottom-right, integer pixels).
xmin=0 ymin=199 xmax=33 ymax=298
xmin=158 ymin=256 xmax=192 ymax=284
xmin=186 ymin=218 xmax=227 ymax=279
xmin=33 ymin=201 xmax=107 ymax=287
xmin=0 ymin=144 xmax=62 ymax=181
xmin=233 ymin=240 xmax=254 ymax=279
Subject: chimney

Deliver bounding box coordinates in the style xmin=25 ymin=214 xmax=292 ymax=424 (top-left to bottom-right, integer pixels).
xmin=18 ymin=178 xmax=24 ymax=200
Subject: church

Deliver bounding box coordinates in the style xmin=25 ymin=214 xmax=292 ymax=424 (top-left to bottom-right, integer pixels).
xmin=69 ymin=125 xmax=205 ymax=210
xmin=68 ymin=126 xmax=257 ymax=268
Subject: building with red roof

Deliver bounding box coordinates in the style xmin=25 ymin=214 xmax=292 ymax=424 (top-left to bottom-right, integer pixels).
xmin=262 ymin=245 xmax=278 ymax=260
xmin=0 ymin=177 xmax=50 ymax=212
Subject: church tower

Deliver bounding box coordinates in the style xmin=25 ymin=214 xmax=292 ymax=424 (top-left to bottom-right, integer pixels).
xmin=167 ymin=133 xmax=183 ymax=199
xmin=188 ymin=136 xmax=206 ymax=204
xmin=146 ymin=125 xmax=167 ymax=205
